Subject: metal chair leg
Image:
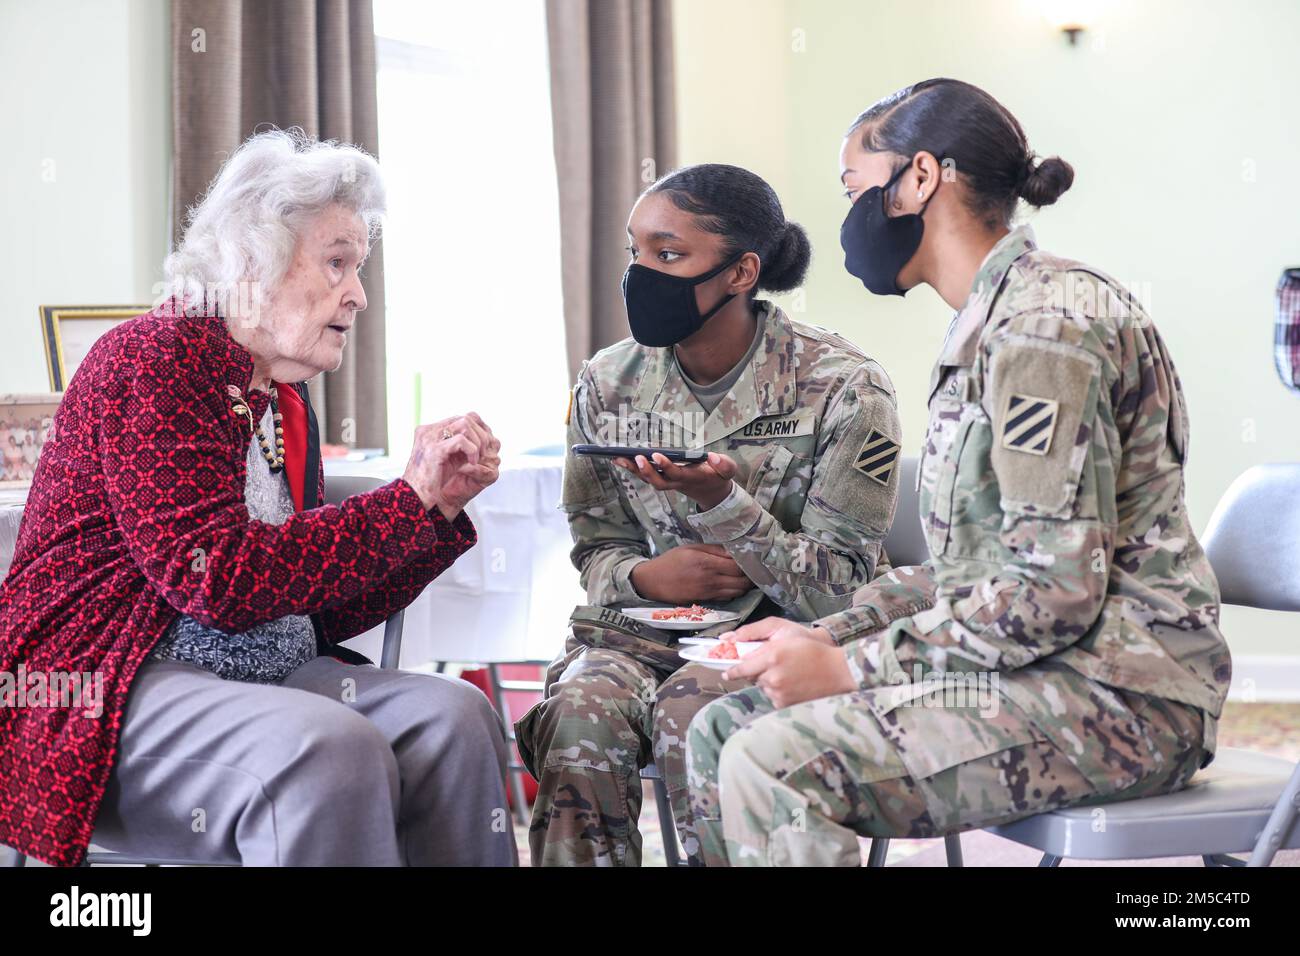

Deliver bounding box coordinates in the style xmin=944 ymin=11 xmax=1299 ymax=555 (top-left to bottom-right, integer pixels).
xmin=379 ymin=608 xmax=405 ymax=671
xmin=6 ymin=850 xmax=27 ymax=868
xmin=1038 ymin=853 xmax=1063 ymax=867
xmin=651 ymin=775 xmax=682 ymax=867
xmin=1204 ymin=853 xmax=1248 ymax=867
xmin=506 ymin=767 xmax=530 ymax=826
xmin=944 ymin=833 xmax=963 ymax=867
xmin=1248 ymin=759 xmax=1300 ymax=867
xmin=488 ymin=663 xmax=533 ymax=827
xmin=866 ymin=837 xmax=890 ymax=867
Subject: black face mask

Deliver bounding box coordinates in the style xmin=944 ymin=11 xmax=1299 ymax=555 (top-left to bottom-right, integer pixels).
xmin=622 ymin=251 xmax=744 ymax=347
xmin=840 ymin=160 xmax=935 ymax=297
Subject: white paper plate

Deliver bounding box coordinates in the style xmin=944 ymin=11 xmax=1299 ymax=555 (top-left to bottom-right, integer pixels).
xmin=621 ymin=607 xmax=742 ymax=631
xmin=677 ymin=640 xmax=762 ymax=669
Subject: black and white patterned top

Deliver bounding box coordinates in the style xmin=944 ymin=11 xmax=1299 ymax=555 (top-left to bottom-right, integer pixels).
xmin=148 ymin=400 xmax=318 ymax=683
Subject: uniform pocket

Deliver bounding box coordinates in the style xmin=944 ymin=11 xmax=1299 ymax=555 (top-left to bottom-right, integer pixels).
xmin=1137 ymin=693 xmax=1205 ymax=755
xmin=926 ymin=413 xmax=970 ymax=557
xmin=811 ymin=383 xmax=901 ymax=538
xmin=942 ymin=409 xmax=1005 ymax=563
xmin=987 ymin=338 xmax=1102 ymax=519
xmin=513 ymin=699 xmax=545 ymax=780
xmin=923 ymin=389 xmax=996 ymax=561
xmin=561 ymin=450 xmax=612 ymax=512
xmin=620 ymin=471 xmax=690 ymax=540
xmin=744 ymin=443 xmax=795 ymax=513
xmin=861 ymin=677 xmax=1047 ymax=782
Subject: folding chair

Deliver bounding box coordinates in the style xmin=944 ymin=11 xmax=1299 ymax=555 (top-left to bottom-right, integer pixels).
xmin=986 ymin=462 xmax=1300 ymax=866
xmin=6 ymin=474 xmax=409 ymax=868
xmin=486 ymin=662 xmax=548 ymax=827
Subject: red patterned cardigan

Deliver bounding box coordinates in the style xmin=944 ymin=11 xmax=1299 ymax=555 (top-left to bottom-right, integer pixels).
xmin=0 ymin=297 xmax=476 ymax=866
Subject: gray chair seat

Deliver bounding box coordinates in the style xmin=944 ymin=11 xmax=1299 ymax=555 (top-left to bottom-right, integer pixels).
xmin=989 ymin=747 xmax=1300 ymax=860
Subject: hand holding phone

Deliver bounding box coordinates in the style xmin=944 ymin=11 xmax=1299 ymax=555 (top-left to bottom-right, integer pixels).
xmin=572 ymin=444 xmax=706 ymax=464
xmin=605 ymin=449 xmax=739 ymax=511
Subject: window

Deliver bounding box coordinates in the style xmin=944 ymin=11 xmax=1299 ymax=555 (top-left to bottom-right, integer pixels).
xmin=375 ymin=0 xmax=567 ymax=459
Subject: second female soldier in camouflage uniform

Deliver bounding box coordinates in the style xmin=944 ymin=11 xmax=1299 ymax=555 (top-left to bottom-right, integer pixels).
xmin=686 ymin=79 xmax=1231 ymax=866
xmin=515 ymin=164 xmax=903 ymax=865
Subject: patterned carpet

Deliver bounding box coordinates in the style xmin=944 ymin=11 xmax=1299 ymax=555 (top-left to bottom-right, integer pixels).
xmin=515 ymin=701 xmax=1300 ymax=867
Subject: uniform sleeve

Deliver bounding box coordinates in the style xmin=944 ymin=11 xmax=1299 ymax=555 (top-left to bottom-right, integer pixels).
xmin=687 ymin=362 xmax=902 ymax=621
xmin=816 ymin=563 xmax=939 ymax=643
xmin=562 ymin=364 xmax=653 ymax=606
xmin=834 ymin=333 xmax=1117 ymax=687
xmin=97 ymin=355 xmax=475 ymax=636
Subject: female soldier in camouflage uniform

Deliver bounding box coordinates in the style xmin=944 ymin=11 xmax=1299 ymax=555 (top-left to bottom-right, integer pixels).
xmin=685 ymin=79 xmax=1231 ymax=866
xmin=515 ymin=164 xmax=904 ymax=865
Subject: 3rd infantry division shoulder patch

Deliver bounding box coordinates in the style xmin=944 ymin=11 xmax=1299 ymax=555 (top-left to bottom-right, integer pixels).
xmin=1001 ymin=393 xmax=1059 ymax=456
xmin=854 ymin=429 xmax=899 ymax=485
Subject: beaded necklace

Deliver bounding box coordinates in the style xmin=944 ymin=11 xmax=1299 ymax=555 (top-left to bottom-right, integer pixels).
xmin=227 ymin=383 xmax=285 ymax=472
xmin=255 ymin=385 xmax=286 ymax=472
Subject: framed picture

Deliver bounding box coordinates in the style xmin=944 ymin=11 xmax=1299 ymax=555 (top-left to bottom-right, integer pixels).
xmin=39 ymin=304 xmax=150 ymax=391
xmin=0 ymin=393 xmax=63 ymax=489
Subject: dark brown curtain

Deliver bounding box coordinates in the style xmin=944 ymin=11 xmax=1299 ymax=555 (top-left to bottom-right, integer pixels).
xmin=545 ymin=0 xmax=677 ymax=380
xmin=171 ymin=0 xmax=387 ymax=450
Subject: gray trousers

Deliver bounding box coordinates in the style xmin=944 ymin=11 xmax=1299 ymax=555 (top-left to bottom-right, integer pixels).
xmin=91 ymin=655 xmax=519 ymax=866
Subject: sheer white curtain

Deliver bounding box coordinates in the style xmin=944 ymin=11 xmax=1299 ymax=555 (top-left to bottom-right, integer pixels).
xmin=375 ymin=0 xmax=568 ymax=461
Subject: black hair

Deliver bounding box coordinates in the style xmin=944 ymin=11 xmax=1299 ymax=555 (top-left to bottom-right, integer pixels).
xmin=847 ymin=78 xmax=1074 ymax=230
xmin=646 ymin=163 xmax=811 ymax=295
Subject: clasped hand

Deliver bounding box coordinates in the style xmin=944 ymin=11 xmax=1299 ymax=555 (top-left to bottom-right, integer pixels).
xmin=401 ymin=412 xmax=501 ymax=521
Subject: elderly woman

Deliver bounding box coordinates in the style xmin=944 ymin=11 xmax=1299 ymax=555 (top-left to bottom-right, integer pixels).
xmin=0 ymin=130 xmax=517 ymax=867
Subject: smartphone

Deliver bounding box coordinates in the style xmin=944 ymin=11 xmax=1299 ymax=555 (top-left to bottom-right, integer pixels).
xmin=572 ymin=444 xmax=707 ymax=465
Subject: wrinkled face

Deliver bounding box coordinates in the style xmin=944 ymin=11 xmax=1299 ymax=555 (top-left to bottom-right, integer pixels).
xmin=259 ymin=203 xmax=369 ymax=379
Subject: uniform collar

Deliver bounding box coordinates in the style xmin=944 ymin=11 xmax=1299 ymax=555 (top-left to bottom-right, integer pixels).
xmin=928 ymin=224 xmax=1036 ymax=398
xmin=631 ymin=299 xmax=796 ymax=448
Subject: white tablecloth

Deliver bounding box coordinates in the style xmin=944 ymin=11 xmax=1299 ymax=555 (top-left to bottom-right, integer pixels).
xmin=327 ymin=454 xmax=582 ymax=665
xmin=0 ymin=493 xmax=26 ymax=582
xmin=0 ymin=457 xmax=585 ymax=666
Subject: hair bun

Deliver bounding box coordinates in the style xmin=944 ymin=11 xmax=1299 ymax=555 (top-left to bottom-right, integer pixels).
xmin=1019 ymin=155 xmax=1074 ymax=207
xmin=758 ymin=220 xmax=811 ymax=294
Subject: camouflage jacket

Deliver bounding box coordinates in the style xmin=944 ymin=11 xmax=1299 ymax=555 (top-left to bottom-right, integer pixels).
xmin=563 ymin=300 xmax=902 ymax=623
xmin=818 ymin=226 xmax=1231 ymax=741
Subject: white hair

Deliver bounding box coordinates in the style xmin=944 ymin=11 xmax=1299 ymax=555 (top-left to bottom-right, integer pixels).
xmin=162 ymin=128 xmax=385 ymax=315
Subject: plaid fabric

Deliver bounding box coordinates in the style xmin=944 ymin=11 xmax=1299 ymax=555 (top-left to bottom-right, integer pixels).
xmin=1276 ymin=268 xmax=1300 ymax=394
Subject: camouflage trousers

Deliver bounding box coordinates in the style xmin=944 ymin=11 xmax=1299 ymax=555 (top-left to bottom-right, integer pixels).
xmin=515 ymin=634 xmax=746 ymax=866
xmin=685 ymin=662 xmax=1208 ymax=866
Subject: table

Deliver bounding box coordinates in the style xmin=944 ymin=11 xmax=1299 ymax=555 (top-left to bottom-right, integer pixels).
xmin=0 ymin=456 xmax=585 ymax=667
xmin=329 ymin=453 xmax=582 ymax=666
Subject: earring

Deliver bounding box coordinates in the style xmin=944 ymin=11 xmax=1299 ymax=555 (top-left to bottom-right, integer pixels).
xmin=918 ymin=190 xmax=925 ymax=200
